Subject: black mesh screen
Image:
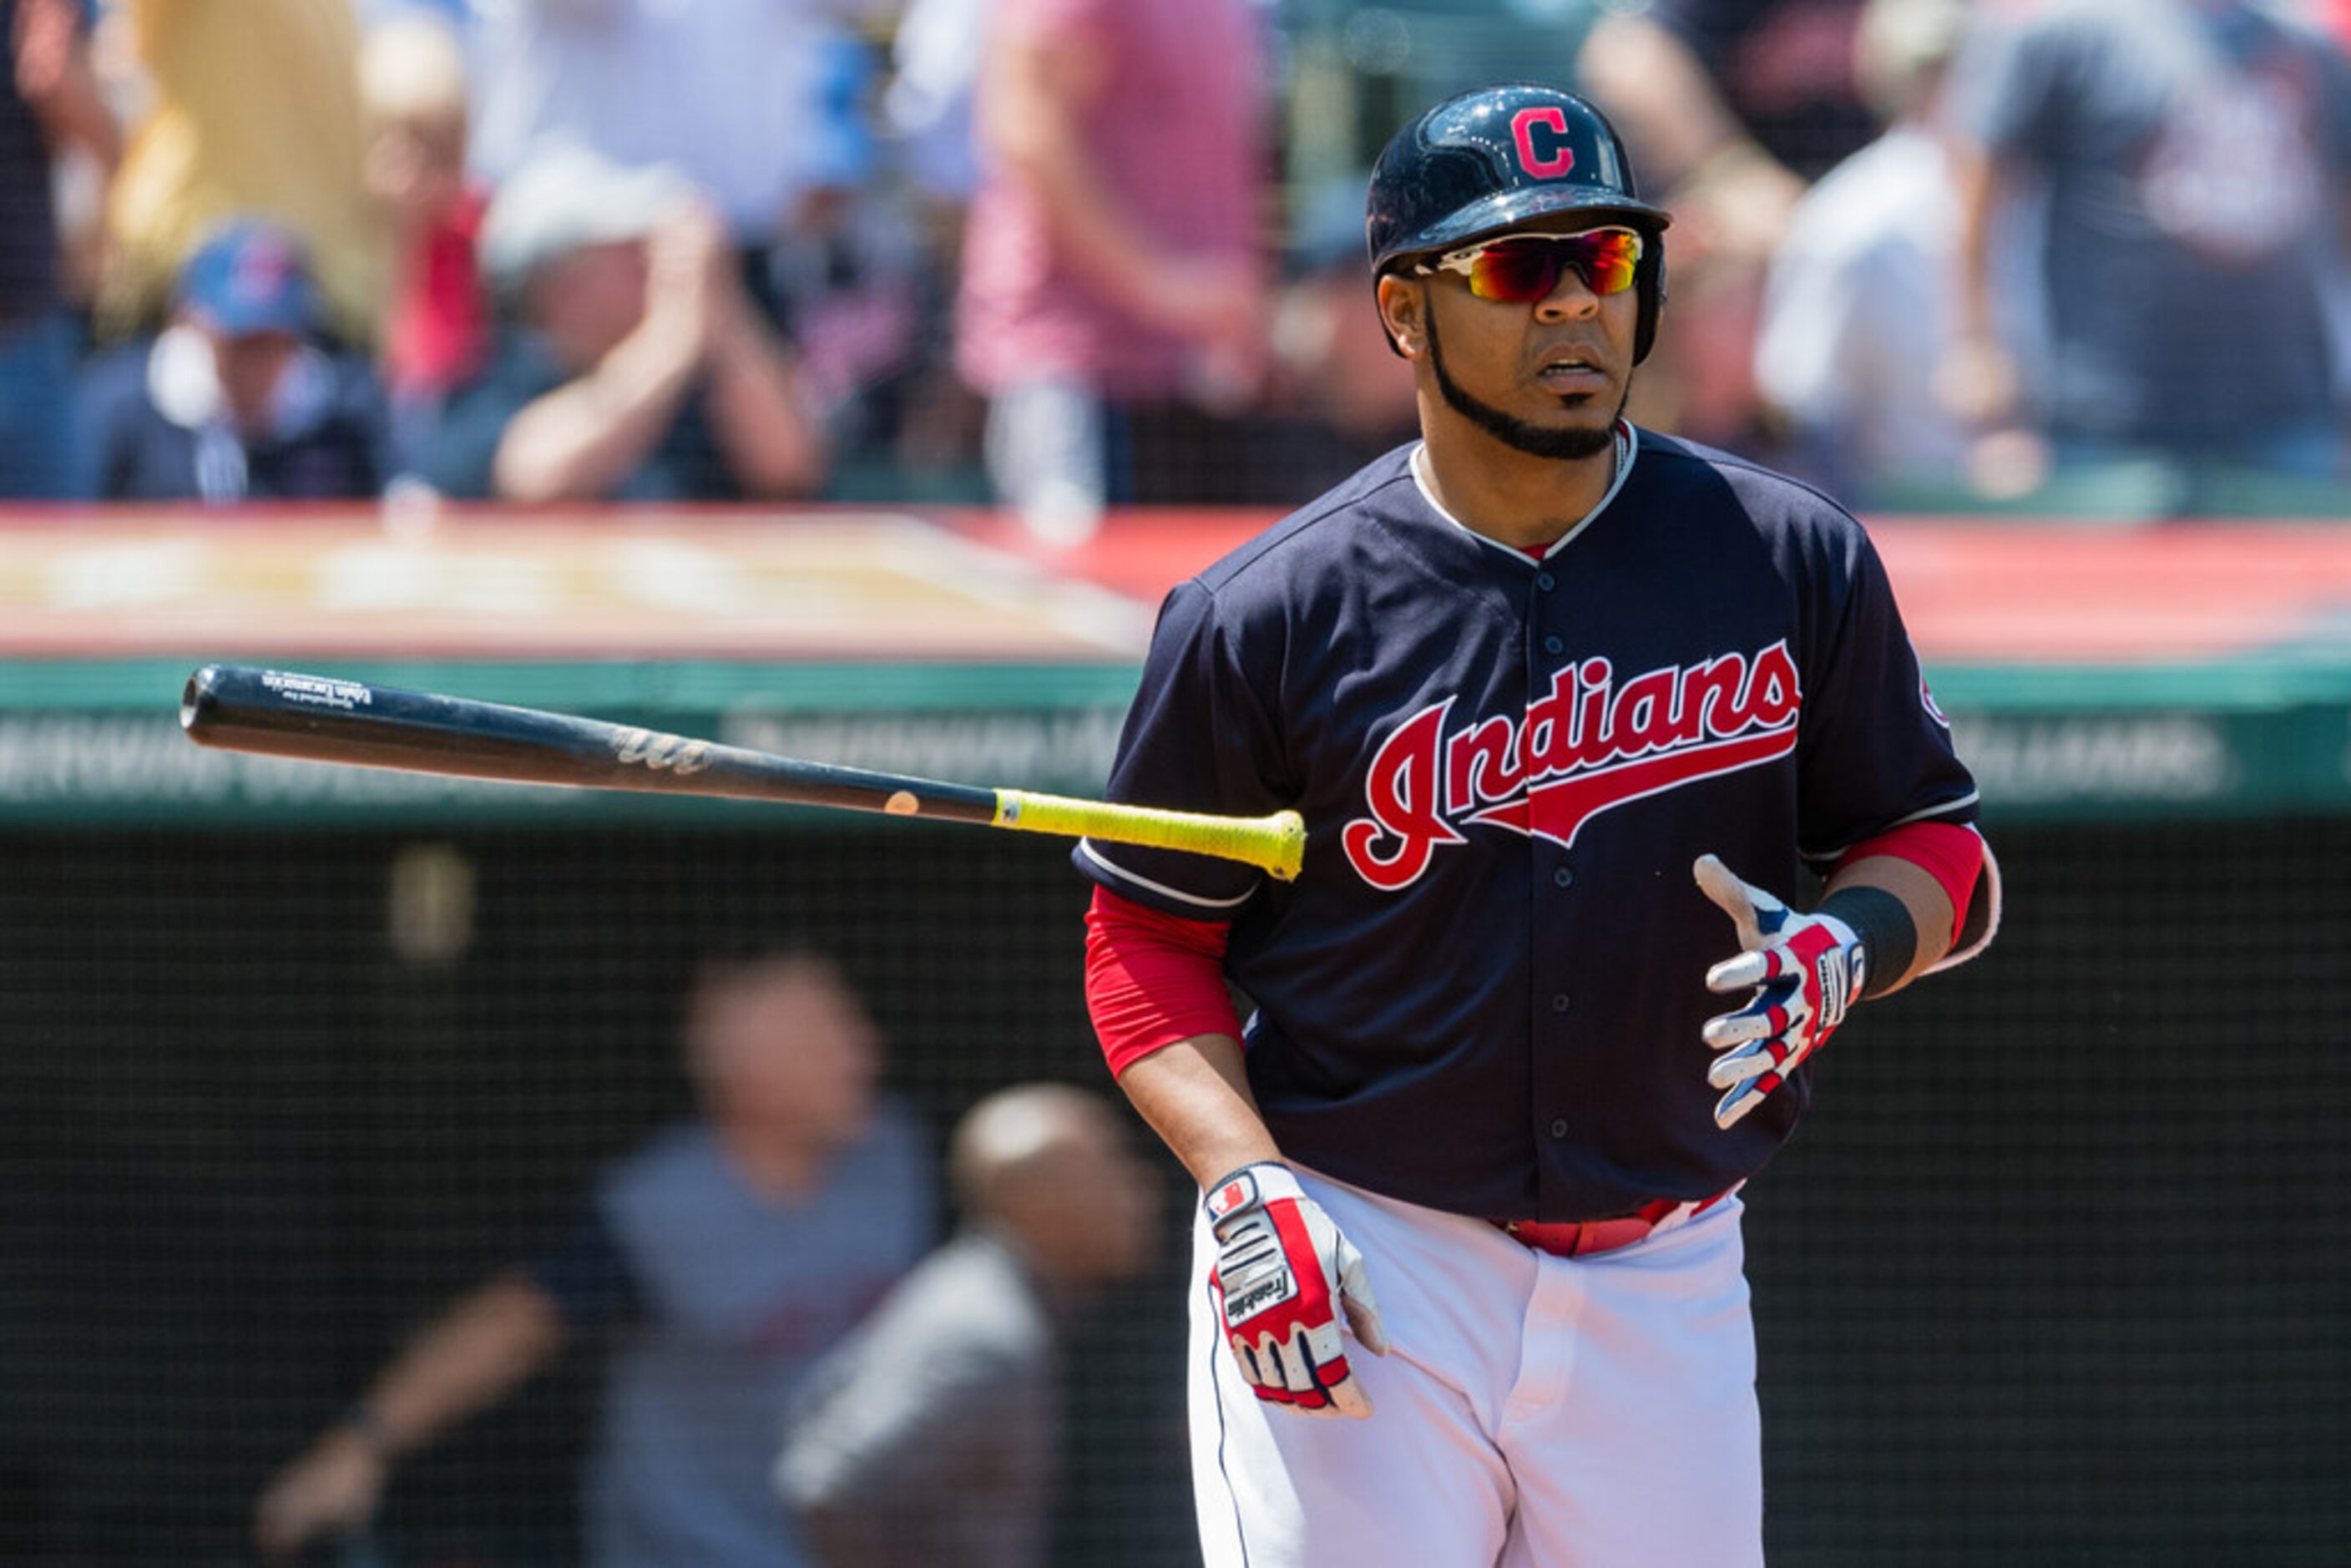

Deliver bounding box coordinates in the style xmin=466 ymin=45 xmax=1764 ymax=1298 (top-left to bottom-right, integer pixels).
xmin=1749 ymin=818 xmax=2351 ymax=1566
xmin=2 ymin=817 xmax=2345 ymax=1565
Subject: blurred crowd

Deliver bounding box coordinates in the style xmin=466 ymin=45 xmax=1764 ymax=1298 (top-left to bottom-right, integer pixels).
xmin=250 ymin=951 xmax=1160 ymax=1566
xmin=6 ymin=0 xmax=2351 ymax=533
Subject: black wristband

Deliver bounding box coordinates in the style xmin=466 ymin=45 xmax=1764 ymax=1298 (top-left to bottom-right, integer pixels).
xmin=1816 ymin=886 xmax=1916 ymax=999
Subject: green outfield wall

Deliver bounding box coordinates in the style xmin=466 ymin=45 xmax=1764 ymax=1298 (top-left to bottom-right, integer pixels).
xmin=4 ymin=655 xmax=2351 ymax=825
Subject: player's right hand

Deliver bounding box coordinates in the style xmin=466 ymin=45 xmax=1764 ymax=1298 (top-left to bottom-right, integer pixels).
xmin=1694 ymin=854 xmax=1865 ymax=1130
xmin=1203 ymin=1162 xmax=1389 ymax=1419
xmin=252 ymin=1428 xmax=388 ymax=1560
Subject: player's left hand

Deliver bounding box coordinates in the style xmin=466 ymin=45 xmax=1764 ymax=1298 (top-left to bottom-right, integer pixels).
xmin=1694 ymin=854 xmax=1866 ymax=1130
xmin=1203 ymin=1162 xmax=1389 ymax=1419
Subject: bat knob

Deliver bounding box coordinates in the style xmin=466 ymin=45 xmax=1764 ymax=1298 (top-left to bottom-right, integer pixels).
xmin=180 ymin=665 xmax=224 ymax=735
xmin=1267 ymin=810 xmax=1307 ymax=882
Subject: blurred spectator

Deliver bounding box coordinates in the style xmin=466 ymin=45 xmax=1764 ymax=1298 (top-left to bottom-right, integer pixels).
xmin=359 ymin=5 xmax=486 ymax=456
xmin=1752 ymin=0 xmax=2025 ymax=504
xmin=417 ymin=141 xmax=826 ymax=503
xmin=73 ymin=218 xmax=387 ymax=502
xmin=1580 ymin=0 xmax=1876 ymax=452
xmin=760 ymin=79 xmax=939 ymax=498
xmin=1581 ymin=0 xmax=1879 ymax=189
xmin=955 ymin=0 xmax=1269 ymax=542
xmin=885 ymin=0 xmax=992 ymax=209
xmin=1 ymin=0 xmax=114 ymax=498
xmin=253 ymin=951 xmax=937 ymax=1567
xmin=462 ymin=0 xmax=920 ymax=461
xmin=1261 ymin=176 xmax=1423 ymax=497
xmin=834 ymin=0 xmax=993 ymax=499
xmin=464 ymin=0 xmax=887 ymax=253
xmin=1944 ymin=0 xmax=2351 ymax=511
xmin=777 ymin=191 xmax=949 ymax=498
xmin=776 ymin=1083 xmax=1157 ymax=1568
xmin=356 ymin=0 xmax=466 ymax=23
xmin=98 ymin=0 xmax=387 ymax=347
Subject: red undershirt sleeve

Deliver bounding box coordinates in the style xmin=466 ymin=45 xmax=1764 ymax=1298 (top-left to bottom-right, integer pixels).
xmin=1833 ymin=821 xmax=1984 ymax=944
xmin=1083 ymin=885 xmax=1243 ymax=1077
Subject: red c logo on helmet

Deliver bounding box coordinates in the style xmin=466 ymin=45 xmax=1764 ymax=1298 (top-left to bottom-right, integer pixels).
xmin=1511 ymin=107 xmax=1576 ymax=179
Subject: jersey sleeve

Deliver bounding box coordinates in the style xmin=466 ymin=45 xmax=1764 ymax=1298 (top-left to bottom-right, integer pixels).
xmin=1794 ymin=528 xmax=1979 ymax=860
xmin=1074 ymin=578 xmax=1291 ymax=917
xmin=1796 ymin=526 xmax=2000 ymax=970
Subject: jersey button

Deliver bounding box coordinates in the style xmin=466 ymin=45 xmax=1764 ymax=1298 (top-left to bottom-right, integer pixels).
xmin=1542 ymin=635 xmax=1565 ymax=655
xmin=1549 ymin=1118 xmax=1570 ymax=1139
xmin=1552 ymin=867 xmax=1574 ymax=889
xmin=1550 ymin=993 xmax=1570 ymax=1013
xmin=1535 ymin=571 xmax=1556 ymax=591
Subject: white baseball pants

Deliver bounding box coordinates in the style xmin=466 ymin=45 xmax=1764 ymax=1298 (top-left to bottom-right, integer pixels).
xmin=1187 ymin=1168 xmax=1763 ymax=1568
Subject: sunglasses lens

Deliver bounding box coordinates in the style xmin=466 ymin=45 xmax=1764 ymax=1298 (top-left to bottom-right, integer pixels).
xmin=1464 ymin=231 xmax=1641 ymax=302
xmin=1579 ymin=231 xmax=1641 ymax=296
xmin=1466 ymin=243 xmax=1560 ymax=302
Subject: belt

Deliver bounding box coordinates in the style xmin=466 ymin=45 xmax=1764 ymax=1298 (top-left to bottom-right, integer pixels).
xmin=1492 ymin=1191 xmax=1731 ymax=1260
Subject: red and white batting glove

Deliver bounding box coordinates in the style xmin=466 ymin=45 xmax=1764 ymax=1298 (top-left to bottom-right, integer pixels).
xmin=1694 ymin=854 xmax=1867 ymax=1130
xmin=1203 ymin=1163 xmax=1390 ymax=1419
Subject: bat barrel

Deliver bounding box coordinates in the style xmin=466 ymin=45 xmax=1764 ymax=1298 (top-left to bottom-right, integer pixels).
xmin=179 ymin=665 xmax=1004 ymax=821
xmin=184 ymin=665 xmax=664 ymax=788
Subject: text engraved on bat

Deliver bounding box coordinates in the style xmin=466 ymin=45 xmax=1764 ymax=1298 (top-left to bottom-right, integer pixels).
xmin=612 ymin=728 xmax=713 ymax=775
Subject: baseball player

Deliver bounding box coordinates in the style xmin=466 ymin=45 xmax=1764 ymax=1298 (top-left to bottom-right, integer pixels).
xmin=1077 ymin=83 xmax=1998 ymax=1567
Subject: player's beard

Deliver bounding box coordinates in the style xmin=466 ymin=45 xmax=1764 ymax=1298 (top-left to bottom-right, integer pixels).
xmin=1425 ymin=308 xmax=1627 ymax=461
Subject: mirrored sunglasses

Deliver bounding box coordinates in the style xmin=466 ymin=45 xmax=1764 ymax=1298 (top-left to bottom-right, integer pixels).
xmin=1417 ymin=228 xmax=1645 ymax=304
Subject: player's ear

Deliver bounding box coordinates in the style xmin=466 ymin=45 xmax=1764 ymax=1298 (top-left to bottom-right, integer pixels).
xmin=1376 ymin=273 xmax=1426 ymax=360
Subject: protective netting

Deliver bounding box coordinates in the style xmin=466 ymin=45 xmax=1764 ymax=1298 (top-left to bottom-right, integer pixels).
xmin=1747 ymin=818 xmax=2351 ymax=1566
xmin=2 ymin=816 xmax=2345 ymax=1565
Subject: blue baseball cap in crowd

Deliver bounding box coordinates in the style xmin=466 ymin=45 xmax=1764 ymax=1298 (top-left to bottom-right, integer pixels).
xmin=175 ymin=220 xmax=320 ymax=337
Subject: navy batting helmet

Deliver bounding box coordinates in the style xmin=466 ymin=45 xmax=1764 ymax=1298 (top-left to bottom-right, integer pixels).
xmin=1367 ymin=83 xmax=1671 ymax=362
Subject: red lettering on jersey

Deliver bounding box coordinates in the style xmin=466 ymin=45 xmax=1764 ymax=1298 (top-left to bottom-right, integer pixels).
xmin=1574 ymin=659 xmax=1611 ymax=766
xmin=1341 ymin=700 xmax=1467 ymax=890
xmin=1445 ymin=711 xmax=1522 ymax=812
xmin=1342 ymin=642 xmax=1804 ymax=881
xmin=1512 ymin=106 xmax=1576 ymax=179
xmin=1680 ymin=651 xmax=1751 ymax=736
xmin=1604 ymin=665 xmax=1684 ymax=757
xmin=1735 ymin=640 xmax=1802 ymax=731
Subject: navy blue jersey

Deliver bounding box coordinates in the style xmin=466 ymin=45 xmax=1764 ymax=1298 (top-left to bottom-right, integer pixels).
xmin=1078 ymin=428 xmax=1981 ymax=1223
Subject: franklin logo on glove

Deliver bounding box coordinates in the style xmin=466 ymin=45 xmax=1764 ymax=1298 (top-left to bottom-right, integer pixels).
xmin=1203 ymin=1162 xmax=1389 ymax=1418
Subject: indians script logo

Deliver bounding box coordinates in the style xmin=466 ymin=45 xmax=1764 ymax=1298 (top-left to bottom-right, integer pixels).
xmin=1341 ymin=641 xmax=1802 ymax=890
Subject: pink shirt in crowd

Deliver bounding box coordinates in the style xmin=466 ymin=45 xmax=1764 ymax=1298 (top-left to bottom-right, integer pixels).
xmin=955 ymin=0 xmax=1262 ymax=400
xmin=382 ymin=187 xmax=488 ymax=404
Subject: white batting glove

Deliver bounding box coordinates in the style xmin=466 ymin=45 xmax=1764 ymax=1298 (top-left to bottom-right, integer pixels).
xmin=1694 ymin=854 xmax=1867 ymax=1130
xmin=1204 ymin=1163 xmax=1390 ymax=1419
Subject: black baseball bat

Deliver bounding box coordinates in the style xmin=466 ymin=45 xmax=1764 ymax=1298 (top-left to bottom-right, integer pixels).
xmin=179 ymin=665 xmax=1305 ymax=878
